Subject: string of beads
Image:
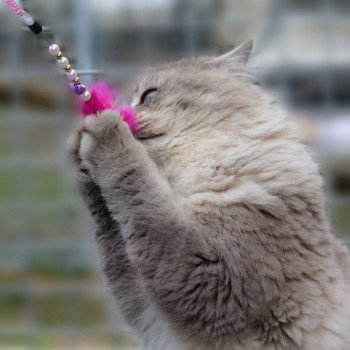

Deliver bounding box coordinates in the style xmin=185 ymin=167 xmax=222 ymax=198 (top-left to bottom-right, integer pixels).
xmin=48 ymin=44 xmax=92 ymax=101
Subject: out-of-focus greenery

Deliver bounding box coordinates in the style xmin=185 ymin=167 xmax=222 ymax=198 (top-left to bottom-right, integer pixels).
xmin=0 ymin=169 xmax=18 ymax=201
xmin=333 ymin=203 xmax=350 ymax=239
xmin=0 ymin=334 xmax=138 ymax=350
xmin=0 ymin=293 xmax=28 ymax=326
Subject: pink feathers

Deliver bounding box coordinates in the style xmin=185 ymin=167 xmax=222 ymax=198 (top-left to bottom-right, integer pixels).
xmin=80 ymin=82 xmax=116 ymax=115
xmin=116 ymin=105 xmax=138 ymax=133
xmin=80 ymin=82 xmax=138 ymax=133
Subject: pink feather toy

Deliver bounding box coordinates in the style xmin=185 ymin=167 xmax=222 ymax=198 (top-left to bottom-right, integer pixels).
xmin=2 ymin=0 xmax=138 ymax=132
xmin=80 ymin=82 xmax=138 ymax=132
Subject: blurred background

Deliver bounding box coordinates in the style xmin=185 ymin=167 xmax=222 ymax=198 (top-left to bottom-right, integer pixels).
xmin=0 ymin=0 xmax=350 ymax=349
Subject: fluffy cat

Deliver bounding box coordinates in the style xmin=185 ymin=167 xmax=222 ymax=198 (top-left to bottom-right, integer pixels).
xmin=68 ymin=40 xmax=350 ymax=350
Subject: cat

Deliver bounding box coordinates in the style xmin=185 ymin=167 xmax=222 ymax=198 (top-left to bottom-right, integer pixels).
xmin=68 ymin=40 xmax=350 ymax=350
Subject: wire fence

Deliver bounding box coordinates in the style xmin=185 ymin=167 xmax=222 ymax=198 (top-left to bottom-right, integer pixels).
xmin=0 ymin=0 xmax=349 ymax=349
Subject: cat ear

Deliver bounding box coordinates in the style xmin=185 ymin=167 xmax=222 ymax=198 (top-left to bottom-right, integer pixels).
xmin=215 ymin=39 xmax=253 ymax=70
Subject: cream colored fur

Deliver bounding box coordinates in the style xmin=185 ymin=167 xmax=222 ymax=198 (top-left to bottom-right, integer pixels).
xmin=69 ymin=41 xmax=350 ymax=349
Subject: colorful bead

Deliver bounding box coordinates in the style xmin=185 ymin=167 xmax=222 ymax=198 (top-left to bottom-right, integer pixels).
xmin=67 ymin=69 xmax=78 ymax=81
xmin=57 ymin=57 xmax=69 ymax=68
xmin=69 ymin=82 xmax=85 ymax=96
xmin=47 ymin=43 xmax=89 ymax=102
xmin=81 ymin=90 xmax=91 ymax=101
xmin=49 ymin=44 xmax=60 ymax=56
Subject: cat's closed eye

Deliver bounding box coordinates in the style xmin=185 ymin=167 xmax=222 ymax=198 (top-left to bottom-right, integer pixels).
xmin=140 ymin=88 xmax=158 ymax=105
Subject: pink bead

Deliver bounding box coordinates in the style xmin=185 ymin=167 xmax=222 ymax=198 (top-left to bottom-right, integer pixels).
xmin=67 ymin=70 xmax=78 ymax=81
xmin=48 ymin=44 xmax=60 ymax=56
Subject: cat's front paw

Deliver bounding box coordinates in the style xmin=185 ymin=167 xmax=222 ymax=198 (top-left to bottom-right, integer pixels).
xmin=72 ymin=110 xmax=135 ymax=182
xmin=67 ymin=126 xmax=93 ymax=183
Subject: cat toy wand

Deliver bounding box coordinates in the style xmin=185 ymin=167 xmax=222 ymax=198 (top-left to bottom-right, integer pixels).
xmin=2 ymin=0 xmax=138 ymax=132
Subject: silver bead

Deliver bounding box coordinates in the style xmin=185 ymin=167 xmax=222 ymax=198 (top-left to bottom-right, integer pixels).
xmin=81 ymin=90 xmax=91 ymax=101
xmin=57 ymin=57 xmax=69 ymax=68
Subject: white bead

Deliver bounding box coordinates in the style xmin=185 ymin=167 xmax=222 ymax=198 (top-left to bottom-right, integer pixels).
xmin=57 ymin=57 xmax=69 ymax=68
xmin=67 ymin=70 xmax=78 ymax=81
xmin=22 ymin=14 xmax=35 ymax=26
xmin=48 ymin=44 xmax=60 ymax=56
xmin=81 ymin=90 xmax=91 ymax=101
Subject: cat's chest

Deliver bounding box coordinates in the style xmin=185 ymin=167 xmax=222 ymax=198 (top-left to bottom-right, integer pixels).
xmin=138 ymin=304 xmax=192 ymax=350
xmin=137 ymin=304 xmax=248 ymax=350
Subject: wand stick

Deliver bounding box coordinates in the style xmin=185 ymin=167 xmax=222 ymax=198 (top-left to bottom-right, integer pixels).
xmin=2 ymin=0 xmax=138 ymax=132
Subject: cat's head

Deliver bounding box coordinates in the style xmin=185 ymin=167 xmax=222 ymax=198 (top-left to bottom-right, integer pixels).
xmin=128 ymin=40 xmax=273 ymax=168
